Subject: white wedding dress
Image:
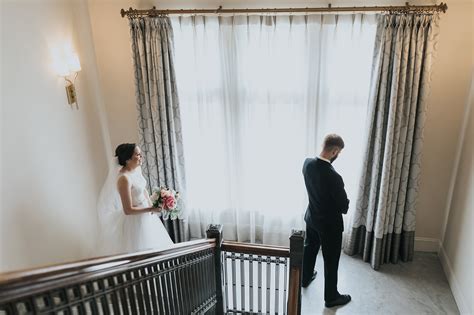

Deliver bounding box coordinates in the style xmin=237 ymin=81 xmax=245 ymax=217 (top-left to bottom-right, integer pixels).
xmin=97 ymin=162 xmax=173 ymax=256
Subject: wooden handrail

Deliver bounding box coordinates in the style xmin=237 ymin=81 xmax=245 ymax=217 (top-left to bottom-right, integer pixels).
xmin=222 ymin=240 xmax=290 ymax=257
xmin=0 ymin=239 xmax=215 ymax=302
xmin=1 ymin=225 xmax=304 ymax=314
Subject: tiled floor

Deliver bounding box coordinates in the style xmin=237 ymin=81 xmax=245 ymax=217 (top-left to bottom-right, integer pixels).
xmin=302 ymin=252 xmax=459 ymax=314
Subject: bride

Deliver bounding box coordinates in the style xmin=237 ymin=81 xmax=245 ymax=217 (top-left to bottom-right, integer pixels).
xmin=97 ymin=143 xmax=174 ymax=255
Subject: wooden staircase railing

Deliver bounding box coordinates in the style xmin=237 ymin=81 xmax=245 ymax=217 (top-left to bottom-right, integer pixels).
xmin=0 ymin=225 xmax=304 ymax=315
xmin=207 ymin=225 xmax=305 ymax=314
xmin=0 ymin=239 xmax=217 ymax=315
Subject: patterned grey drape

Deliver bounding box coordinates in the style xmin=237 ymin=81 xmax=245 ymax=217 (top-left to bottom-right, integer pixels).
xmin=344 ymin=14 xmax=439 ymax=269
xmin=129 ymin=16 xmax=188 ymax=243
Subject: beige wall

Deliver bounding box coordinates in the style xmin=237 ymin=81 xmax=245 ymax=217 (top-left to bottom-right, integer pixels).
xmin=416 ymin=0 xmax=474 ymax=241
xmin=0 ymin=0 xmax=110 ymax=271
xmin=88 ymin=0 xmax=473 ymax=243
xmin=87 ymin=0 xmax=141 ymax=150
xmin=440 ymin=74 xmax=473 ymax=314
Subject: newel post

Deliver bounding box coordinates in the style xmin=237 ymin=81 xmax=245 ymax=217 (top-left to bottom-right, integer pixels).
xmin=287 ymin=229 xmax=305 ymax=315
xmin=206 ymin=224 xmax=224 ymax=315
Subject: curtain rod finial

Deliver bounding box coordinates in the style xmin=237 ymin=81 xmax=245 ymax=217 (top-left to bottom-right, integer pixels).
xmin=440 ymin=2 xmax=448 ymax=13
xmin=120 ymin=8 xmax=125 ymax=17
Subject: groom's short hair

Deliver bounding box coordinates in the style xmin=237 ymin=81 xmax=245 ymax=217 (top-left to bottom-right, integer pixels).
xmin=323 ymin=134 xmax=345 ymax=151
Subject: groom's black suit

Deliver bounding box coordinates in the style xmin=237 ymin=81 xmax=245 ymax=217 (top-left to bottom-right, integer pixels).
xmin=302 ymin=157 xmax=349 ymax=301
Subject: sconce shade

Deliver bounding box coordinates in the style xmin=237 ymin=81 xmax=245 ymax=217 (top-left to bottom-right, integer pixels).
xmin=68 ymin=53 xmax=81 ymax=73
xmin=57 ymin=64 xmax=71 ymax=77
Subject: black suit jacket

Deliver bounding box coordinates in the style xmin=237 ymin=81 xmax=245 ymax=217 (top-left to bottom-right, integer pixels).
xmin=303 ymin=158 xmax=349 ymax=232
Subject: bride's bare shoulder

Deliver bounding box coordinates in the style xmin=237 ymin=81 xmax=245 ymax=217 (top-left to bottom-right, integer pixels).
xmin=117 ymin=172 xmax=130 ymax=186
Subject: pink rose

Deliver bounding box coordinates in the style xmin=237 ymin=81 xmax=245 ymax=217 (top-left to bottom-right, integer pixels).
xmin=163 ymin=196 xmax=176 ymax=209
xmin=160 ymin=189 xmax=171 ymax=198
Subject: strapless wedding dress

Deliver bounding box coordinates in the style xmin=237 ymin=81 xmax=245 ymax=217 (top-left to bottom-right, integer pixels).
xmin=97 ymin=166 xmax=173 ymax=256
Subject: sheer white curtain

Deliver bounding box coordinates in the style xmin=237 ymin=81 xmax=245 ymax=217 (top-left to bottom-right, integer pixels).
xmin=171 ymin=14 xmax=377 ymax=245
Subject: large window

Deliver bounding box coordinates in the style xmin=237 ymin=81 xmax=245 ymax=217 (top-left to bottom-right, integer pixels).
xmin=172 ymin=14 xmax=377 ymax=245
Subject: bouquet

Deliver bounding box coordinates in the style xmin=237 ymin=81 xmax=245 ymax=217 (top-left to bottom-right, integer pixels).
xmin=150 ymin=186 xmax=180 ymax=219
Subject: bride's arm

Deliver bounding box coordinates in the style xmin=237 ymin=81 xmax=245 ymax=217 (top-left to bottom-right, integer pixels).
xmin=144 ymin=189 xmax=162 ymax=210
xmin=117 ymin=175 xmax=157 ymax=215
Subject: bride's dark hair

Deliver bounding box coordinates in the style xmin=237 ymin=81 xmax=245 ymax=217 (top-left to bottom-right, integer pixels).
xmin=115 ymin=143 xmax=136 ymax=166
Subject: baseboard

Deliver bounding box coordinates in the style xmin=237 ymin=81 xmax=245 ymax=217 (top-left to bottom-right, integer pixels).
xmin=439 ymin=245 xmax=470 ymax=314
xmin=414 ymin=237 xmax=440 ymax=252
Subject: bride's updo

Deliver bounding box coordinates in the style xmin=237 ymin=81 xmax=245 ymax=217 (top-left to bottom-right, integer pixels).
xmin=115 ymin=143 xmax=136 ymax=166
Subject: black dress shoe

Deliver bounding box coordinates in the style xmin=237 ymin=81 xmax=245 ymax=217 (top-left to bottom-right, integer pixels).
xmin=325 ymin=294 xmax=351 ymax=308
xmin=302 ymin=271 xmax=317 ymax=288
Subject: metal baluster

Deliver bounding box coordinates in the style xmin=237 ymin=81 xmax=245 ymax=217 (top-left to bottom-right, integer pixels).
xmin=249 ymin=254 xmax=254 ymax=313
xmin=201 ymin=253 xmax=209 ymax=303
xmin=89 ymin=296 xmax=100 ymax=314
xmin=140 ymin=268 xmax=153 ymax=314
xmin=169 ymin=260 xmax=179 ymax=314
xmin=145 ymin=266 xmax=159 ymax=315
xmin=93 ymin=281 xmax=106 ymax=315
xmin=210 ymin=251 xmax=216 ymax=300
xmin=179 ymin=258 xmax=186 ymax=313
xmin=204 ymin=253 xmax=211 ymax=301
xmin=183 ymin=256 xmax=191 ymax=313
xmin=190 ymin=254 xmax=200 ymax=310
xmin=99 ymin=290 xmax=110 ymax=315
xmin=190 ymin=254 xmax=199 ymax=310
xmin=204 ymin=253 xmax=211 ymax=302
xmin=182 ymin=255 xmax=192 ymax=314
xmin=188 ymin=253 xmax=196 ymax=311
xmin=174 ymin=257 xmax=185 ymax=315
xmin=196 ymin=254 xmax=204 ymax=310
xmin=169 ymin=259 xmax=180 ymax=314
xmin=200 ymin=253 xmax=208 ymax=307
xmin=152 ymin=264 xmax=165 ymax=315
xmin=110 ymin=289 xmax=123 ymax=314
xmin=108 ymin=277 xmax=120 ymax=315
xmin=240 ymin=254 xmax=245 ymax=312
xmin=100 ymin=293 xmax=110 ymax=315
xmin=62 ymin=286 xmax=74 ymax=315
xmin=118 ymin=275 xmax=130 ymax=315
xmin=283 ymin=258 xmax=288 ymax=315
xmin=191 ymin=253 xmax=199 ymax=312
xmin=258 ymin=255 xmax=262 ymax=313
xmin=31 ymin=293 xmax=41 ymax=314
xmin=88 ymin=283 xmax=100 ymax=315
xmin=125 ymin=273 xmax=138 ymax=314
xmin=134 ymin=270 xmax=146 ymax=314
xmin=161 ymin=261 xmax=175 ymax=314
xmin=275 ymin=259 xmax=280 ymax=314
xmin=157 ymin=263 xmax=168 ymax=314
xmin=196 ymin=253 xmax=204 ymax=310
xmin=266 ymin=256 xmax=271 ymax=314
xmin=223 ymin=252 xmax=229 ymax=312
xmin=231 ymin=252 xmax=237 ymax=312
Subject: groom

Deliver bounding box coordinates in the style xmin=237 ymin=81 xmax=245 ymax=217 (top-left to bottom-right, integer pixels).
xmin=301 ymin=134 xmax=351 ymax=308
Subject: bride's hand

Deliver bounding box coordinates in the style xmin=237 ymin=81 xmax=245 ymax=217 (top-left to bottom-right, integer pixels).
xmin=151 ymin=205 xmax=162 ymax=212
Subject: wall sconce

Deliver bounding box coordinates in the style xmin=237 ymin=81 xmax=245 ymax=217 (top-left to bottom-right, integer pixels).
xmin=58 ymin=52 xmax=81 ymax=109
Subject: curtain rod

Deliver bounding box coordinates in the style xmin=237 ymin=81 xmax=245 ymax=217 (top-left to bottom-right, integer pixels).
xmin=120 ymin=2 xmax=447 ymax=18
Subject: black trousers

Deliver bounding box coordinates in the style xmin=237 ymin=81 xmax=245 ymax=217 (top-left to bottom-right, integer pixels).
xmin=302 ymin=223 xmax=342 ymax=301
